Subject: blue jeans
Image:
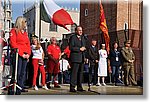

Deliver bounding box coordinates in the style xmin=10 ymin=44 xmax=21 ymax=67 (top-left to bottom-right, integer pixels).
xmin=111 ymin=66 xmax=120 ymax=83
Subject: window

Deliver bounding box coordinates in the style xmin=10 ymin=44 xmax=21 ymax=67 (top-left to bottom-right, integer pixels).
xmin=49 ymin=21 xmax=57 ymax=32
xmin=85 ymin=9 xmax=88 ymax=16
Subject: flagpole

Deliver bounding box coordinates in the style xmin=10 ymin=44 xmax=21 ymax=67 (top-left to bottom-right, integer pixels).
xmin=39 ymin=0 xmax=42 ymax=40
xmin=99 ymin=0 xmax=105 ymax=44
xmin=99 ymin=0 xmax=102 ymax=49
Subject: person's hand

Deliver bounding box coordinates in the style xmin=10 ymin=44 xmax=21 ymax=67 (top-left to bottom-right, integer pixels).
xmin=80 ymin=47 xmax=86 ymax=51
xmin=95 ymin=60 xmax=99 ymax=63
xmin=108 ymin=66 xmax=112 ymax=74
xmin=129 ymin=60 xmax=134 ymax=63
xmin=39 ymin=59 xmax=44 ymax=63
xmin=26 ymin=54 xmax=30 ymax=59
xmin=54 ymin=59 xmax=59 ymax=64
xmin=61 ymin=52 xmax=65 ymax=56
xmin=22 ymin=54 xmax=27 ymax=59
xmin=131 ymin=60 xmax=134 ymax=63
xmin=22 ymin=54 xmax=30 ymax=59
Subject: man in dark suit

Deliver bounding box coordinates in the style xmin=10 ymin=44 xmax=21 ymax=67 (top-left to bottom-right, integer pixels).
xmin=88 ymin=39 xmax=99 ymax=86
xmin=69 ymin=26 xmax=86 ymax=92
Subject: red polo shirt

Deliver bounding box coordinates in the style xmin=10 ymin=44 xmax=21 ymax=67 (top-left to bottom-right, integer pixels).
xmin=47 ymin=44 xmax=61 ymax=60
xmin=10 ymin=28 xmax=31 ymax=57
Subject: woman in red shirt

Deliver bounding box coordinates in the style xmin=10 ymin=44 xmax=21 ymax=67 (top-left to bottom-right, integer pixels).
xmin=10 ymin=16 xmax=31 ymax=95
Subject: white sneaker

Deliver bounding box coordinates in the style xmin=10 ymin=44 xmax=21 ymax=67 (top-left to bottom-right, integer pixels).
xmin=96 ymin=83 xmax=101 ymax=86
xmin=42 ymin=85 xmax=49 ymax=90
xmin=34 ymin=86 xmax=38 ymax=90
xmin=102 ymin=83 xmax=106 ymax=86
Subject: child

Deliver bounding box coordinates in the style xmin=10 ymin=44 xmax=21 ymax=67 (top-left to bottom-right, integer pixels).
xmin=59 ymin=54 xmax=71 ymax=84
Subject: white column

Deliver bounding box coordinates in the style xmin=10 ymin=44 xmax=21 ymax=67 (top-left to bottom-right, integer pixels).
xmin=35 ymin=2 xmax=40 ymax=37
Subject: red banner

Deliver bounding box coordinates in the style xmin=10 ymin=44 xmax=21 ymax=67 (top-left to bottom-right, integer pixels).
xmin=100 ymin=2 xmax=110 ymax=53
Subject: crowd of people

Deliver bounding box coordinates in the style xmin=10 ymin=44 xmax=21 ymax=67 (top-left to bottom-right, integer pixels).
xmin=0 ymin=16 xmax=138 ymax=95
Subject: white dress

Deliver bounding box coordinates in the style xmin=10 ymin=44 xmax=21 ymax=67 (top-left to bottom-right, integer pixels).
xmin=98 ymin=49 xmax=108 ymax=76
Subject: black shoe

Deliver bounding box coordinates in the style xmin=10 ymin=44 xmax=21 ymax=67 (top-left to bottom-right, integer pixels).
xmin=54 ymin=85 xmax=61 ymax=88
xmin=125 ymin=84 xmax=129 ymax=86
xmin=70 ymin=89 xmax=76 ymax=92
xmin=132 ymin=84 xmax=138 ymax=86
xmin=47 ymin=83 xmax=51 ymax=89
xmin=47 ymin=85 xmax=52 ymax=89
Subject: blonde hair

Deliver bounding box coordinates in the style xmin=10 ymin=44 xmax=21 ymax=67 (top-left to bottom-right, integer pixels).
xmin=15 ymin=16 xmax=27 ymax=33
xmin=32 ymin=37 xmax=41 ymax=50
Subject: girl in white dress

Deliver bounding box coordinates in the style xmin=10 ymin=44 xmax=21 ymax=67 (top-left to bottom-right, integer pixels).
xmin=97 ymin=44 xmax=108 ymax=86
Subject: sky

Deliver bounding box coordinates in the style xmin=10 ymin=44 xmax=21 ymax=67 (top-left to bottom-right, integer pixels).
xmin=12 ymin=0 xmax=80 ymax=22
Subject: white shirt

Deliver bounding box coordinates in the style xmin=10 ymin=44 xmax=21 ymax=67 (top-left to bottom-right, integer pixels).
xmin=31 ymin=45 xmax=43 ymax=59
xmin=59 ymin=59 xmax=69 ymax=72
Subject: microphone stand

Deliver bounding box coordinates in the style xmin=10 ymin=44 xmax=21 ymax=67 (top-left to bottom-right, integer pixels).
xmin=83 ymin=34 xmax=101 ymax=95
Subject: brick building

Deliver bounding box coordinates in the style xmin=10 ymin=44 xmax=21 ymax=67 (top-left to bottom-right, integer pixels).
xmin=80 ymin=0 xmax=143 ymax=82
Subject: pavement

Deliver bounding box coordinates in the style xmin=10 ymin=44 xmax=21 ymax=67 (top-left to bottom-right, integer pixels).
xmin=2 ymin=83 xmax=143 ymax=95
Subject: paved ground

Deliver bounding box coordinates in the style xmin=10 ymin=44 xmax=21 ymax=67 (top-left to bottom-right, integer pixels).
xmin=17 ymin=84 xmax=143 ymax=95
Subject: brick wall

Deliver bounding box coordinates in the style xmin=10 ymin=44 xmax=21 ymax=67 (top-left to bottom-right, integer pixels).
xmin=80 ymin=0 xmax=143 ymax=81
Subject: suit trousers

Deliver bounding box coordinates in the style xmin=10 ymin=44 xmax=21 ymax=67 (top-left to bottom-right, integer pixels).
xmin=89 ymin=64 xmax=98 ymax=85
xmin=70 ymin=62 xmax=84 ymax=89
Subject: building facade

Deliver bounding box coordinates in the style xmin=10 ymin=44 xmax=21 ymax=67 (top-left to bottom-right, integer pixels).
xmin=0 ymin=0 xmax=12 ymax=40
xmin=80 ymin=0 xmax=143 ymax=81
xmin=24 ymin=2 xmax=80 ymax=41
xmin=0 ymin=0 xmax=4 ymax=30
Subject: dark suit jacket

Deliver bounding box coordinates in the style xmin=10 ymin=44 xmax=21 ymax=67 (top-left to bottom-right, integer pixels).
xmin=88 ymin=46 xmax=99 ymax=65
xmin=109 ymin=49 xmax=121 ymax=67
xmin=69 ymin=34 xmax=86 ymax=63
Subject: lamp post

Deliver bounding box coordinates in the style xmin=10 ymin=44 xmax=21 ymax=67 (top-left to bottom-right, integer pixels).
xmin=45 ymin=38 xmax=48 ymax=56
xmin=124 ymin=22 xmax=128 ymax=40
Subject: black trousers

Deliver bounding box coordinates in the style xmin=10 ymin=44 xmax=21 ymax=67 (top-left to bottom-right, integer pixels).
xmin=70 ymin=62 xmax=84 ymax=90
xmin=11 ymin=55 xmax=27 ymax=94
xmin=88 ymin=64 xmax=98 ymax=85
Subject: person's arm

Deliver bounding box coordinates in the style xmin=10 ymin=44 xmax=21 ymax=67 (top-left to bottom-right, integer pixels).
xmin=67 ymin=61 xmax=71 ymax=69
xmin=121 ymin=48 xmax=130 ymax=62
xmin=25 ymin=33 xmax=31 ymax=59
xmin=42 ymin=52 xmax=44 ymax=60
xmin=69 ymin=35 xmax=80 ymax=52
xmin=9 ymin=29 xmax=18 ymax=49
xmin=131 ymin=48 xmax=135 ymax=63
xmin=10 ymin=29 xmax=26 ymax=57
xmin=132 ymin=49 xmax=135 ymax=61
xmin=69 ymin=35 xmax=86 ymax=52
xmin=47 ymin=46 xmax=57 ymax=63
xmin=88 ymin=48 xmax=95 ymax=60
xmin=27 ymin=34 xmax=31 ymax=56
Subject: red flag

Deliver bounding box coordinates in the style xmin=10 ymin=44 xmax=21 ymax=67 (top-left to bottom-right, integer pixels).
xmin=100 ymin=2 xmax=110 ymax=53
xmin=42 ymin=0 xmax=74 ymax=31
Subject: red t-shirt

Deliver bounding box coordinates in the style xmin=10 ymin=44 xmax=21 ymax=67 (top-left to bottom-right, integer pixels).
xmin=10 ymin=28 xmax=31 ymax=57
xmin=47 ymin=44 xmax=61 ymax=60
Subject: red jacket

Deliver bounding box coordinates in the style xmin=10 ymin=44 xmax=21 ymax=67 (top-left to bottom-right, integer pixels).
xmin=10 ymin=28 xmax=31 ymax=57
